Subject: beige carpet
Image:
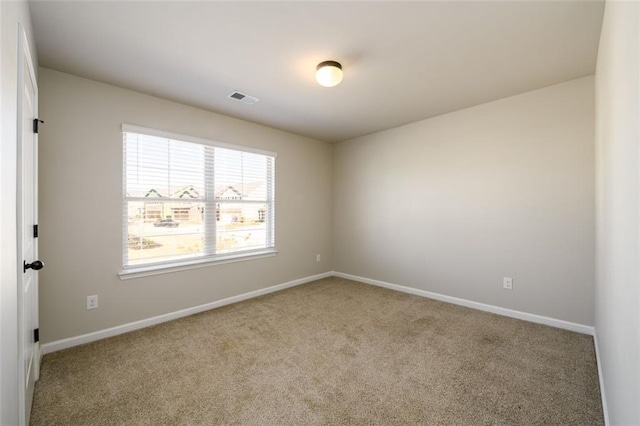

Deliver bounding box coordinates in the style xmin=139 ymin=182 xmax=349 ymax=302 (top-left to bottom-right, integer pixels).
xmin=31 ymin=277 xmax=603 ymax=425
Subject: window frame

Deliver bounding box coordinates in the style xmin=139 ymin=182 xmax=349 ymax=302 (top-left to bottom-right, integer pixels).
xmin=119 ymin=124 xmax=277 ymax=280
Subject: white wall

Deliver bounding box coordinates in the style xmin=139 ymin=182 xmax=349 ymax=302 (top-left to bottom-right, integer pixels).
xmin=38 ymin=68 xmax=333 ymax=343
xmin=334 ymin=77 xmax=595 ymax=326
xmin=1 ymin=3 xmax=4 ymax=421
xmin=594 ymin=1 xmax=640 ymax=424
xmin=0 ymin=0 xmax=37 ymax=424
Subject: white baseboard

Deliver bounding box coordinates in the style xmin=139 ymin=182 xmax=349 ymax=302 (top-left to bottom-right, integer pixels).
xmin=593 ymin=329 xmax=610 ymax=425
xmin=42 ymin=270 xmax=595 ymax=356
xmin=333 ymin=271 xmax=595 ymax=335
xmin=41 ymin=271 xmax=333 ymax=355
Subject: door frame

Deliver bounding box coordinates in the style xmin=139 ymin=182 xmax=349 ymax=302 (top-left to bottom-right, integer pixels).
xmin=16 ymin=22 xmax=39 ymax=426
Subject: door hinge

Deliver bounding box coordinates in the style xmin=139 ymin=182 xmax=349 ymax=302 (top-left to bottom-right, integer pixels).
xmin=33 ymin=118 xmax=44 ymax=134
xmin=33 ymin=328 xmax=39 ymax=343
xmin=33 ymin=224 xmax=38 ymax=238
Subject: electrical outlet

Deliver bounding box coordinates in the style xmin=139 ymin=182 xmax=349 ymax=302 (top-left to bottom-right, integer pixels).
xmin=316 ymin=254 xmax=321 ymax=262
xmin=503 ymin=277 xmax=513 ymax=290
xmin=87 ymin=295 xmax=99 ymax=310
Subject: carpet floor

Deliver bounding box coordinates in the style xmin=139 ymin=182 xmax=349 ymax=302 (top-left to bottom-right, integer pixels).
xmin=31 ymin=277 xmax=603 ymax=425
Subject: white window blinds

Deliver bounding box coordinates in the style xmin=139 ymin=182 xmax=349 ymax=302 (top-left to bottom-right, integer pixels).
xmin=122 ymin=125 xmax=275 ymax=269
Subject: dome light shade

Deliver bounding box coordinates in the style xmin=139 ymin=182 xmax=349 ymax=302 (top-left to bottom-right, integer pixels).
xmin=316 ymin=61 xmax=343 ymax=87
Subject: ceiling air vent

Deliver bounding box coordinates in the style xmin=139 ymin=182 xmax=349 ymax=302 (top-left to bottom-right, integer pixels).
xmin=228 ymin=91 xmax=260 ymax=105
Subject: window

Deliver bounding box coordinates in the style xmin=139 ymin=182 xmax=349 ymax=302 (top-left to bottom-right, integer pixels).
xmin=122 ymin=125 xmax=275 ymax=273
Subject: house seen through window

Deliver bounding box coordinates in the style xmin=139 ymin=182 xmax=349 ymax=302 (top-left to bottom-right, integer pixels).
xmin=122 ymin=125 xmax=275 ymax=269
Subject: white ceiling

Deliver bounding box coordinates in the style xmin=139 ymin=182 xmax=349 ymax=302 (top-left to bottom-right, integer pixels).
xmin=29 ymin=1 xmax=604 ymax=143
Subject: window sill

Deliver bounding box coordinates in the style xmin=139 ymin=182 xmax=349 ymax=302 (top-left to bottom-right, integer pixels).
xmin=119 ymin=249 xmax=278 ymax=280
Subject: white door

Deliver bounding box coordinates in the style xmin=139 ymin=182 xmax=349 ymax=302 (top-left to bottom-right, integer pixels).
xmin=16 ymin=25 xmax=40 ymax=426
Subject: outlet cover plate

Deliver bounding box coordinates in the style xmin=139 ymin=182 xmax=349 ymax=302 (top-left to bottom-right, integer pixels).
xmin=503 ymin=277 xmax=513 ymax=290
xmin=87 ymin=295 xmax=98 ymax=310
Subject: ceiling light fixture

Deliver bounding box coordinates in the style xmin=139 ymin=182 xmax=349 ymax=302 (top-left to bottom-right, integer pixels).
xmin=316 ymin=61 xmax=343 ymax=87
